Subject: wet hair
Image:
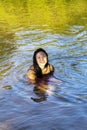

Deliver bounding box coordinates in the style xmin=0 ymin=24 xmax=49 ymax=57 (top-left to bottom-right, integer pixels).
xmin=33 ymin=48 xmax=49 ymax=78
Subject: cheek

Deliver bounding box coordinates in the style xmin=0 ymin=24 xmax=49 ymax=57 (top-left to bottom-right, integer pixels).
xmin=36 ymin=59 xmax=40 ymax=64
xmin=45 ymin=57 xmax=47 ymax=62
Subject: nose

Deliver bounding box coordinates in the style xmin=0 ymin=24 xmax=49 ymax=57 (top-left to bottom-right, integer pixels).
xmin=40 ymin=57 xmax=44 ymax=62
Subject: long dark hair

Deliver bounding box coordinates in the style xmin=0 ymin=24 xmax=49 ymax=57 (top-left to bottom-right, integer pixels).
xmin=33 ymin=48 xmax=49 ymax=78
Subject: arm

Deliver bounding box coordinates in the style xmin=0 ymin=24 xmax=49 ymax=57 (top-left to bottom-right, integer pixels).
xmin=27 ymin=67 xmax=36 ymax=84
xmin=49 ymin=76 xmax=63 ymax=83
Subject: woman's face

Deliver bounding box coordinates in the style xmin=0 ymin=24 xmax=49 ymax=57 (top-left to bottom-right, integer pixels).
xmin=36 ymin=51 xmax=47 ymax=69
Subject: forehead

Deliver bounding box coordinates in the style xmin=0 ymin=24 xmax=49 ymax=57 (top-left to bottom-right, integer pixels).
xmin=36 ymin=51 xmax=46 ymax=57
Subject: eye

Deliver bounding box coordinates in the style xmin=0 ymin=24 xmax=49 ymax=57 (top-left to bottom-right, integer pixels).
xmin=43 ymin=54 xmax=46 ymax=57
xmin=37 ymin=57 xmax=40 ymax=59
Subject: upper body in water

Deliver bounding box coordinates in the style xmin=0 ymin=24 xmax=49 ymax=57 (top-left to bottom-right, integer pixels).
xmin=27 ymin=48 xmax=54 ymax=83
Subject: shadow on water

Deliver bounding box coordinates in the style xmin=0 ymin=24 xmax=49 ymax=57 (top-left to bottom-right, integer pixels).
xmin=31 ymin=85 xmax=47 ymax=103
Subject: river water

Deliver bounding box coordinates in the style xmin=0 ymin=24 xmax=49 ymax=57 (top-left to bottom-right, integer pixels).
xmin=0 ymin=1 xmax=87 ymax=130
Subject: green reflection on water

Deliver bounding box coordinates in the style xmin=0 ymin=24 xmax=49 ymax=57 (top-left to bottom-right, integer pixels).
xmin=0 ymin=0 xmax=87 ymax=62
xmin=0 ymin=0 xmax=87 ymax=31
xmin=0 ymin=0 xmax=87 ymax=59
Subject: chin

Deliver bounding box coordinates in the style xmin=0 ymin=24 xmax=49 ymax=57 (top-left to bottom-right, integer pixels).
xmin=40 ymin=63 xmax=45 ymax=66
xmin=40 ymin=65 xmax=45 ymax=68
xmin=40 ymin=65 xmax=45 ymax=69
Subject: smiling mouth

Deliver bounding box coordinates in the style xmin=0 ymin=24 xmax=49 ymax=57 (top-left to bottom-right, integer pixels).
xmin=40 ymin=62 xmax=45 ymax=64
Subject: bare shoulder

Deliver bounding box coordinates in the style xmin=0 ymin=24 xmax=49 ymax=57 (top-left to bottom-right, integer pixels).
xmin=49 ymin=64 xmax=54 ymax=71
xmin=28 ymin=65 xmax=35 ymax=74
xmin=27 ymin=65 xmax=36 ymax=80
xmin=29 ymin=65 xmax=34 ymax=70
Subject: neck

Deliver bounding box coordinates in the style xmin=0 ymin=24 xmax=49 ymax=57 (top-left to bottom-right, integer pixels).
xmin=40 ymin=65 xmax=45 ymax=70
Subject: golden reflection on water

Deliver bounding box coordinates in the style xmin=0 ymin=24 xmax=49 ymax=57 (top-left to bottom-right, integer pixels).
xmin=0 ymin=0 xmax=87 ymax=31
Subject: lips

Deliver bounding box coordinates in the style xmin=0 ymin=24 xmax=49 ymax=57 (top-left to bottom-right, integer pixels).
xmin=40 ymin=62 xmax=45 ymax=64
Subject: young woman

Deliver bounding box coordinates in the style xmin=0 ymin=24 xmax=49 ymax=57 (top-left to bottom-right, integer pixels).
xmin=27 ymin=48 xmax=54 ymax=83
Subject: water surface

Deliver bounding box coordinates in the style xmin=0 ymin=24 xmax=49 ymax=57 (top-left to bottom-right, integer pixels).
xmin=0 ymin=0 xmax=87 ymax=130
